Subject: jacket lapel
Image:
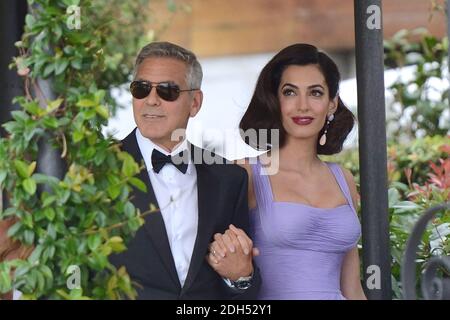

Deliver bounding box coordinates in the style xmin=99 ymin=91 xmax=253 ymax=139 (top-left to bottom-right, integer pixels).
xmin=122 ymin=129 xmax=181 ymax=290
xmin=181 ymin=146 xmax=221 ymax=293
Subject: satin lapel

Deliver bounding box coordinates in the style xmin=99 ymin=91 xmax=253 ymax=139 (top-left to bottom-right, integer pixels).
xmin=122 ymin=129 xmax=181 ymax=290
xmin=181 ymin=146 xmax=221 ymax=293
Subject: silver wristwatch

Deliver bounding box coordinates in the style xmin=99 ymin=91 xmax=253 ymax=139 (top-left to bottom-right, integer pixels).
xmin=230 ymin=274 xmax=253 ymax=290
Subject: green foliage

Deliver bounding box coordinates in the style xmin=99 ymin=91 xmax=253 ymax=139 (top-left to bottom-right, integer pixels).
xmin=0 ymin=0 xmax=183 ymax=299
xmin=384 ymin=27 xmax=449 ymax=140
xmin=323 ymin=135 xmax=449 ymax=298
xmin=323 ymin=135 xmax=450 ymax=187
xmin=387 ymin=135 xmax=450 ymax=186
xmin=388 ymin=157 xmax=449 ymax=299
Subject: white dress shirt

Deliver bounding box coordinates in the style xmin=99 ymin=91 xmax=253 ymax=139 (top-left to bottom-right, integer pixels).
xmin=135 ymin=129 xmax=198 ymax=287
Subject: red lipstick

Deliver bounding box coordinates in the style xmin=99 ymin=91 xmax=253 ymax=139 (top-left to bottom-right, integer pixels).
xmin=292 ymin=116 xmax=314 ymax=125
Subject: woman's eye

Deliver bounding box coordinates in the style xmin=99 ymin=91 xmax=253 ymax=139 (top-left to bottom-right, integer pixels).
xmin=282 ymin=89 xmax=296 ymax=96
xmin=311 ymin=90 xmax=324 ymax=97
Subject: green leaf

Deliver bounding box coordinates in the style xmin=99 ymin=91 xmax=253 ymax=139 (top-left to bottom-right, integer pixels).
xmin=40 ymin=265 xmax=53 ymax=288
xmin=1 ymin=207 xmax=16 ymax=218
xmin=0 ymin=269 xmax=12 ymax=293
xmin=43 ymin=63 xmax=55 ymax=78
xmin=14 ymin=264 xmax=31 ymax=278
xmin=7 ymin=222 xmax=21 ymax=238
xmin=72 ymin=130 xmax=84 ymax=143
xmin=59 ymin=189 xmax=71 ymax=205
xmin=11 ymin=110 xmax=29 ymax=122
xmin=23 ymin=178 xmax=37 ymax=195
xmin=42 ymin=245 xmax=55 ymax=261
xmin=122 ymin=155 xmax=138 ymax=177
xmin=0 ymin=171 xmax=7 ymax=186
xmin=71 ymin=58 xmax=82 ymax=70
xmin=36 ymin=270 xmax=45 ymax=293
xmin=87 ymin=234 xmax=102 ymax=251
xmin=25 ymin=14 xmax=36 ymax=29
xmin=107 ymin=184 xmax=121 ymax=200
xmin=95 ymin=105 xmax=109 ymax=119
xmin=108 ymin=237 xmax=126 ymax=253
xmin=94 ymin=90 xmax=105 ymax=104
xmin=76 ymin=99 xmax=96 ymax=108
xmin=129 ymin=177 xmax=147 ymax=192
xmin=83 ymin=108 xmax=97 ymax=120
xmin=55 ymin=59 xmax=69 ymax=75
xmin=28 ymin=244 xmax=44 ymax=264
xmin=42 ymin=195 xmax=57 ymax=207
xmin=15 ymin=160 xmax=31 ymax=178
xmin=43 ymin=207 xmax=56 ymax=221
xmin=23 ymin=100 xmax=42 ymax=116
xmin=124 ymin=201 xmax=135 ymax=218
xmin=23 ymin=230 xmax=35 ymax=245
xmin=33 ymin=173 xmax=60 ymax=186
xmin=22 ymin=213 xmax=33 ymax=228
xmin=47 ymin=98 xmax=63 ymax=113
xmin=43 ymin=117 xmax=59 ymax=129
xmin=47 ymin=224 xmax=57 ymax=240
xmin=53 ymin=23 xmax=63 ymax=41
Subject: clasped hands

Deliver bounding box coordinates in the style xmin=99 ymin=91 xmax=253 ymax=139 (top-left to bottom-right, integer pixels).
xmin=206 ymin=224 xmax=259 ymax=281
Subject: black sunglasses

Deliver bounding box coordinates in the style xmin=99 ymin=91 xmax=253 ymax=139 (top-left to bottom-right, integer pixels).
xmin=130 ymin=80 xmax=198 ymax=102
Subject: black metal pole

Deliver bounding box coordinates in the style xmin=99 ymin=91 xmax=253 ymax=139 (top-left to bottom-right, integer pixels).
xmin=1 ymin=1 xmax=65 ymax=201
xmin=354 ymin=0 xmax=392 ymax=300
xmin=0 ymin=0 xmax=28 ymax=211
xmin=0 ymin=0 xmax=28 ymax=136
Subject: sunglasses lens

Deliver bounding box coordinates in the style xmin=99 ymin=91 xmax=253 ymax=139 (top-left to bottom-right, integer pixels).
xmin=130 ymin=81 xmax=182 ymax=101
xmin=156 ymin=83 xmax=180 ymax=102
xmin=130 ymin=81 xmax=151 ymax=99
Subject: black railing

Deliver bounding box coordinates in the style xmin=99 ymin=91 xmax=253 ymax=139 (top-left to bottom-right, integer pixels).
xmin=402 ymin=203 xmax=450 ymax=300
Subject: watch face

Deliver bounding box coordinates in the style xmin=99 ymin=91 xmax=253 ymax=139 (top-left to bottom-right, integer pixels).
xmin=235 ymin=280 xmax=251 ymax=290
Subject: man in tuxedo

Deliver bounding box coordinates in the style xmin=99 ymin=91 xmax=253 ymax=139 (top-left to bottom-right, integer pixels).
xmin=110 ymin=42 xmax=260 ymax=299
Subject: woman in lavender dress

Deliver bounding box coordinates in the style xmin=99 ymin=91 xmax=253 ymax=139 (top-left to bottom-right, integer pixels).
xmin=207 ymin=44 xmax=367 ymax=300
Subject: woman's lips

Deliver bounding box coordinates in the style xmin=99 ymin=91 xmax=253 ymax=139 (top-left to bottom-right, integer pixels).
xmin=292 ymin=116 xmax=314 ymax=125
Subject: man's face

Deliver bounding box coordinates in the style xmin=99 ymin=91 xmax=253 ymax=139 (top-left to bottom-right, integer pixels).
xmin=132 ymin=57 xmax=202 ymax=151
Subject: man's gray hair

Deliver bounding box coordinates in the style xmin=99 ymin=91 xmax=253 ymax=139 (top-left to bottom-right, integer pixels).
xmin=134 ymin=41 xmax=203 ymax=89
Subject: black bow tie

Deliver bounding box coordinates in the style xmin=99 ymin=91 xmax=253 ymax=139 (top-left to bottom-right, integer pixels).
xmin=151 ymin=148 xmax=189 ymax=174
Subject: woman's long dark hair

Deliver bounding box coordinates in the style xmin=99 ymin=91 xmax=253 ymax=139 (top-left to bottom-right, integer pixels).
xmin=240 ymin=43 xmax=355 ymax=155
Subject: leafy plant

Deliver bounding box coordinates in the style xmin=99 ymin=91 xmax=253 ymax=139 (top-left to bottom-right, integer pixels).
xmin=384 ymin=26 xmax=449 ymax=141
xmin=388 ymin=153 xmax=449 ymax=299
xmin=0 ymin=0 xmax=182 ymax=299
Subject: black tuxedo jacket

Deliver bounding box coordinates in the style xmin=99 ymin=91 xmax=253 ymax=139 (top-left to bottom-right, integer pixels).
xmin=109 ymin=129 xmax=261 ymax=299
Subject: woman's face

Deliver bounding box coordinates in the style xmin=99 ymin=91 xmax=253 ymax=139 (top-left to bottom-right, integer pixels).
xmin=278 ymin=64 xmax=336 ymax=143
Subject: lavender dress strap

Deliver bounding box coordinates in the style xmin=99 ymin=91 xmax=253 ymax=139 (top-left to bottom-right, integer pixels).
xmin=325 ymin=162 xmax=357 ymax=214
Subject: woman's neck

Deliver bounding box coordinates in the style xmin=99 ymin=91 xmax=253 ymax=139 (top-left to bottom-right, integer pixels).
xmin=278 ymin=136 xmax=321 ymax=173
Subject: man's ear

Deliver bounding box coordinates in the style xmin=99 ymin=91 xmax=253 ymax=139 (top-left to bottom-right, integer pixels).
xmin=328 ymin=96 xmax=339 ymax=115
xmin=189 ymin=90 xmax=203 ymax=117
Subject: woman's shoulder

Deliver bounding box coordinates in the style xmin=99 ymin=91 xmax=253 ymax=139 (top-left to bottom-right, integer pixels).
xmin=324 ymin=162 xmax=354 ymax=180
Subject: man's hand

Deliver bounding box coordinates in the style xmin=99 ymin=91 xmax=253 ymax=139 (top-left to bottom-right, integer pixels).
xmin=206 ymin=224 xmax=259 ymax=281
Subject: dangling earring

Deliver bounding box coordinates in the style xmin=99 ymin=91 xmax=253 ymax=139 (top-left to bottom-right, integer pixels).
xmin=319 ymin=113 xmax=334 ymax=146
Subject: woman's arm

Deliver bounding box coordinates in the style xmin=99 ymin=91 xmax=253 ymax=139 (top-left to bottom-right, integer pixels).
xmin=340 ymin=246 xmax=367 ymax=299
xmin=340 ymin=168 xmax=367 ymax=300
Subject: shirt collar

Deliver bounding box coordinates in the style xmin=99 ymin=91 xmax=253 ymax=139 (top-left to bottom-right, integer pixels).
xmin=135 ymin=128 xmax=193 ymax=174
